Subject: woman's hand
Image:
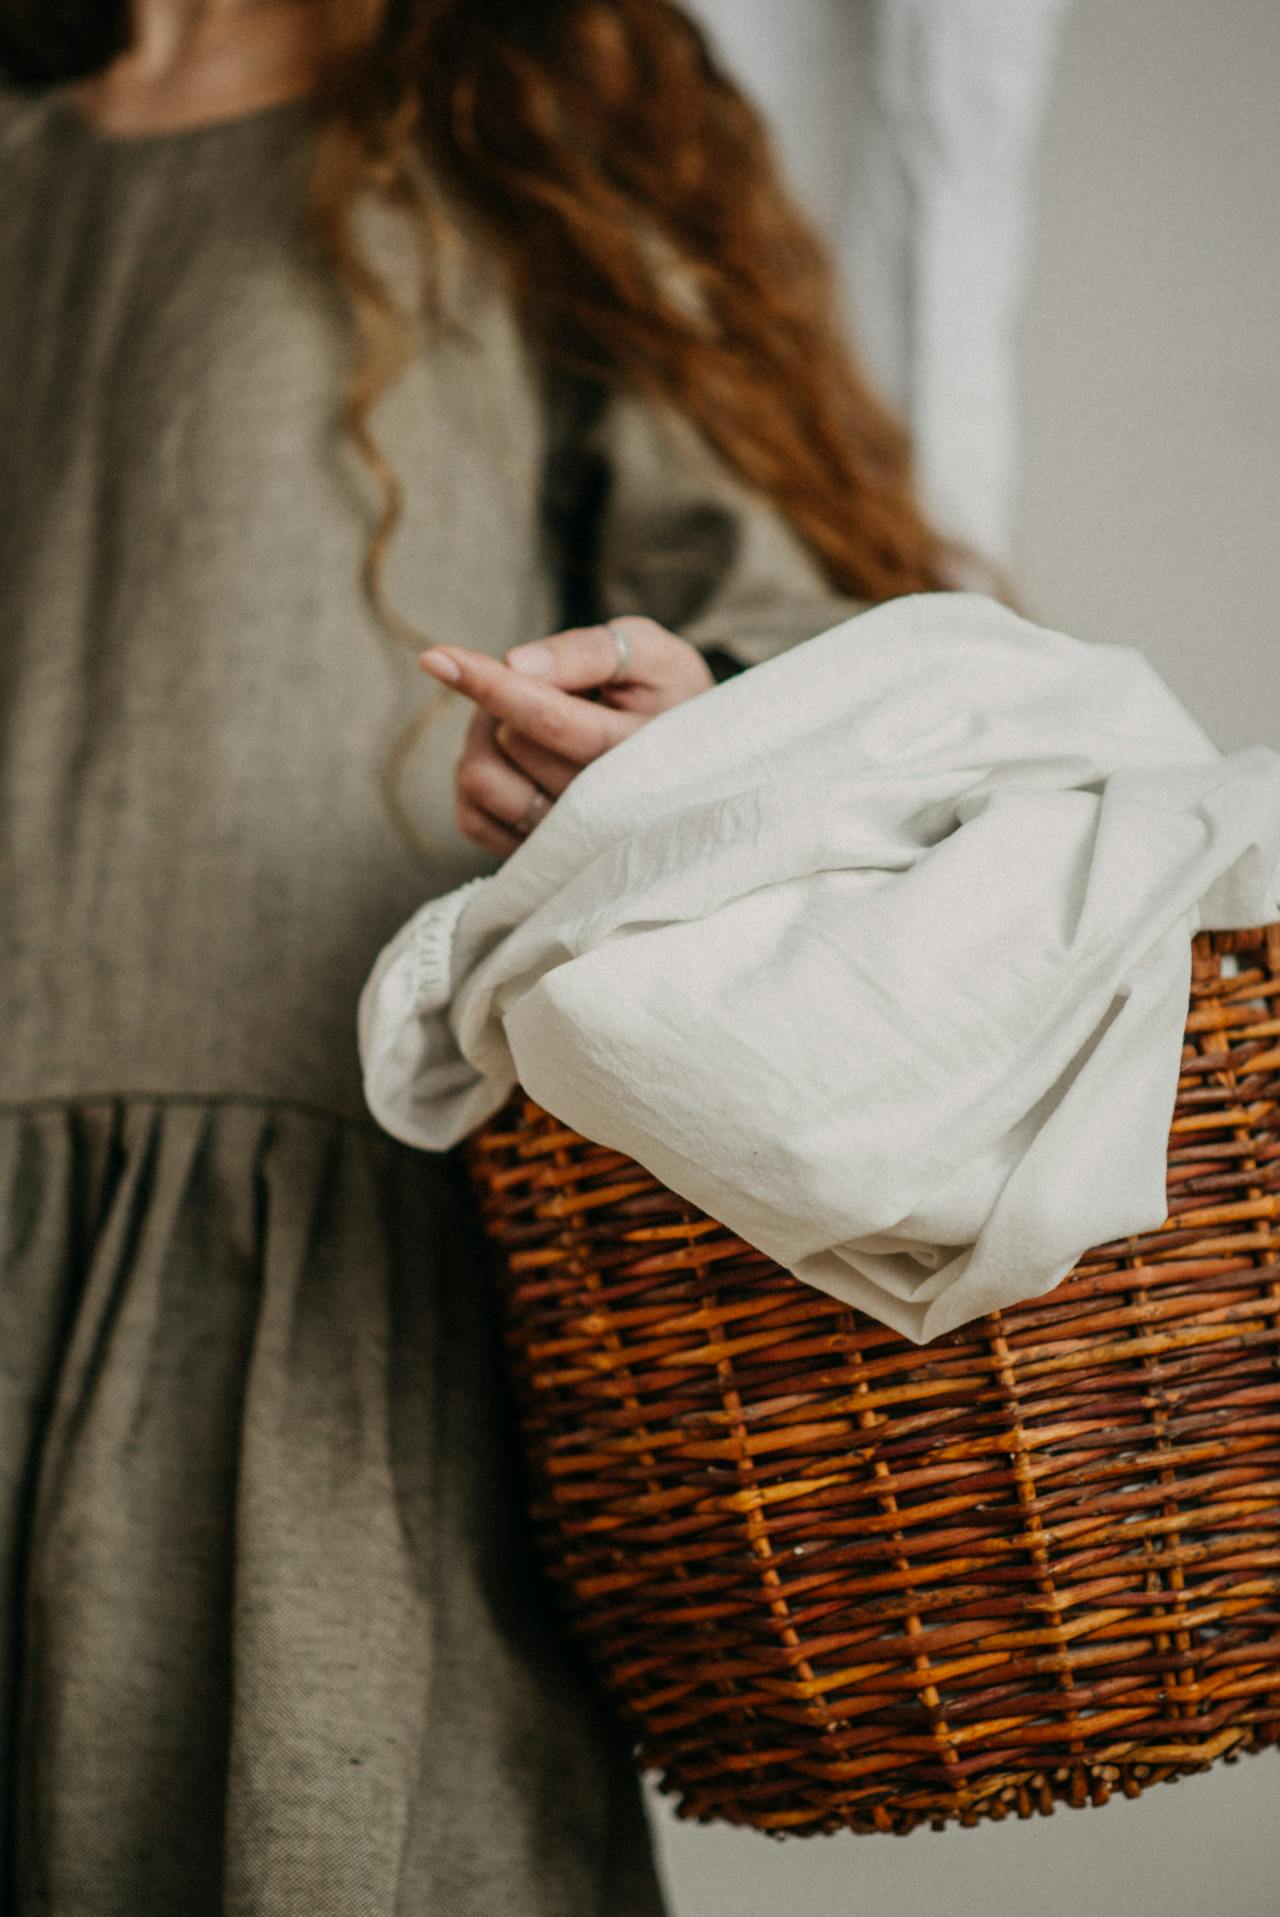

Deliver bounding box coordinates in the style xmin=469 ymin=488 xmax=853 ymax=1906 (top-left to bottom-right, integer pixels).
xmin=419 ymin=615 xmax=715 ymax=857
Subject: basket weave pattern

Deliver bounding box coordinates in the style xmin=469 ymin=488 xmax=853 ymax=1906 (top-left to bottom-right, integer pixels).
xmin=462 ymin=926 xmax=1280 ymax=1835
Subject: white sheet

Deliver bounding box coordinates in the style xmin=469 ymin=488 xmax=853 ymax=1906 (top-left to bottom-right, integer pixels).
xmin=358 ymin=593 xmax=1280 ymax=1342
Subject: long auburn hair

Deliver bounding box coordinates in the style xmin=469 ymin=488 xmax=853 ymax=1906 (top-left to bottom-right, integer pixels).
xmin=2 ymin=0 xmax=981 ymax=844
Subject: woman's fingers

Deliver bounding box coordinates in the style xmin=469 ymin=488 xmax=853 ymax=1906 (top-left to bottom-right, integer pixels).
xmin=456 ymin=800 xmax=523 ymax=859
xmin=454 ymin=707 xmax=546 ymax=854
xmin=502 ymin=615 xmax=674 ymax=695
xmin=492 ymin=722 xmax=582 ymax=797
xmin=424 ymin=617 xmax=715 ymax=853
xmin=420 ymin=643 xmax=643 ymax=766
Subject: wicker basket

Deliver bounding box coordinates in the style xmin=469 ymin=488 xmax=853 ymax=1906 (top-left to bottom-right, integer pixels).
xmin=461 ymin=924 xmax=1280 ymax=1836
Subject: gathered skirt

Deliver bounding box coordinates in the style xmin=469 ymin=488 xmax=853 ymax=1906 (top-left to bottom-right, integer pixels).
xmin=0 ymin=1094 xmax=669 ymax=1916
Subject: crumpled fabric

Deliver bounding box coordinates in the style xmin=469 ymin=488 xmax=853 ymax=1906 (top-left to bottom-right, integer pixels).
xmin=358 ymin=593 xmax=1280 ymax=1343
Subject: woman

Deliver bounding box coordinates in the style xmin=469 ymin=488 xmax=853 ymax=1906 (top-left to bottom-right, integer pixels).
xmin=0 ymin=1 xmax=962 ymax=1910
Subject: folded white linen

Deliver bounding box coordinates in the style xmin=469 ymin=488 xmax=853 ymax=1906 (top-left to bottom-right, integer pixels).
xmin=357 ymin=592 xmax=1280 ymax=1343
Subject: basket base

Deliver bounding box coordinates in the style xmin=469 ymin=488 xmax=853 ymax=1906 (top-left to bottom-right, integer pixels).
xmin=641 ymin=1724 xmax=1280 ymax=1837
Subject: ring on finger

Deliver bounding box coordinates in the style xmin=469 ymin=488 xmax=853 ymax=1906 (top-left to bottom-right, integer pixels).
xmin=604 ymin=618 xmax=632 ymax=685
xmin=513 ymin=786 xmax=552 ymax=837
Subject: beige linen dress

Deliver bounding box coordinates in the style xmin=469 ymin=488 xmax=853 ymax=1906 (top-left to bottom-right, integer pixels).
xmin=0 ymin=83 xmax=865 ymax=1916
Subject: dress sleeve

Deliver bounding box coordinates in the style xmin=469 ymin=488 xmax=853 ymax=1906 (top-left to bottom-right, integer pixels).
xmin=540 ymin=371 xmax=870 ymax=674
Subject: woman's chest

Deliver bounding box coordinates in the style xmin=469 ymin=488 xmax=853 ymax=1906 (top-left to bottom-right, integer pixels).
xmin=0 ymin=108 xmax=554 ymax=656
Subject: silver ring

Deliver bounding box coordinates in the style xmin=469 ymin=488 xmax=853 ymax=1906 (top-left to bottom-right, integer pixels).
xmin=605 ymin=619 xmax=632 ymax=684
xmin=513 ymin=787 xmax=552 ymax=837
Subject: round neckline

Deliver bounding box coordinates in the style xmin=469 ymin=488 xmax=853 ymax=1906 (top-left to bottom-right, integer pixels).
xmin=43 ymin=85 xmax=316 ymax=152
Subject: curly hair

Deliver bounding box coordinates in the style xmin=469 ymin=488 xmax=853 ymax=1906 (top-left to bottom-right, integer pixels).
xmin=2 ymin=0 xmax=986 ymax=844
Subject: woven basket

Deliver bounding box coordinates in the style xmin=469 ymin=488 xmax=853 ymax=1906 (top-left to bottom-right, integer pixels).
xmin=461 ymin=924 xmax=1280 ymax=1836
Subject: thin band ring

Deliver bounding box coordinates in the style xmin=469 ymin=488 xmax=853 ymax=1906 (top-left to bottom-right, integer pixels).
xmin=513 ymin=786 xmax=552 ymax=837
xmin=605 ymin=618 xmax=632 ymax=684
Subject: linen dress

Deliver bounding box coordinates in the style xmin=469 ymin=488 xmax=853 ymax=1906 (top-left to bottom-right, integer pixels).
xmin=0 ymin=82 xmax=865 ymax=1916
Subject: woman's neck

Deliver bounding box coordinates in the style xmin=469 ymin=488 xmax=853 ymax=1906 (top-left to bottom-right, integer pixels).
xmin=66 ymin=1 xmax=329 ymax=137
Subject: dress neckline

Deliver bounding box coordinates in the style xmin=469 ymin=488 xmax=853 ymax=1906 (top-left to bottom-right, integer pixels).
xmin=41 ymin=85 xmax=315 ymax=153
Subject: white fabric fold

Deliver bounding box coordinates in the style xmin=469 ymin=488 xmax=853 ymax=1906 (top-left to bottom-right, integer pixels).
xmin=358 ymin=593 xmax=1280 ymax=1343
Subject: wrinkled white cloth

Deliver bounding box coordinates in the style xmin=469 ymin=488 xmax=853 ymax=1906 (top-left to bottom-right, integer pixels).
xmin=358 ymin=593 xmax=1280 ymax=1343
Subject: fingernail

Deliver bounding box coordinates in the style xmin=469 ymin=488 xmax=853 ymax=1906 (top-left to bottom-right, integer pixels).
xmin=419 ymin=648 xmax=461 ymax=682
xmin=505 ymin=642 xmax=554 ymax=677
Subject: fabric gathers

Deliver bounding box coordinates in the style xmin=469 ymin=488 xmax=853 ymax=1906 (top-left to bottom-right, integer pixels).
xmin=358 ymin=592 xmax=1280 ymax=1343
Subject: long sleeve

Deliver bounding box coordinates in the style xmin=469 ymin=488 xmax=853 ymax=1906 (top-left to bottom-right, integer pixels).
xmin=540 ymin=370 xmax=869 ymax=673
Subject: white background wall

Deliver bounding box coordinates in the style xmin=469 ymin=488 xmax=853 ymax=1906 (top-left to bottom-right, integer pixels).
xmin=648 ymin=2 xmax=1280 ymax=1911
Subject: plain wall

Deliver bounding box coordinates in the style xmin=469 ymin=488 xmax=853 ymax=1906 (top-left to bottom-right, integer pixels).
xmin=1015 ymin=0 xmax=1280 ymax=754
xmin=648 ymin=2 xmax=1280 ymax=1912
